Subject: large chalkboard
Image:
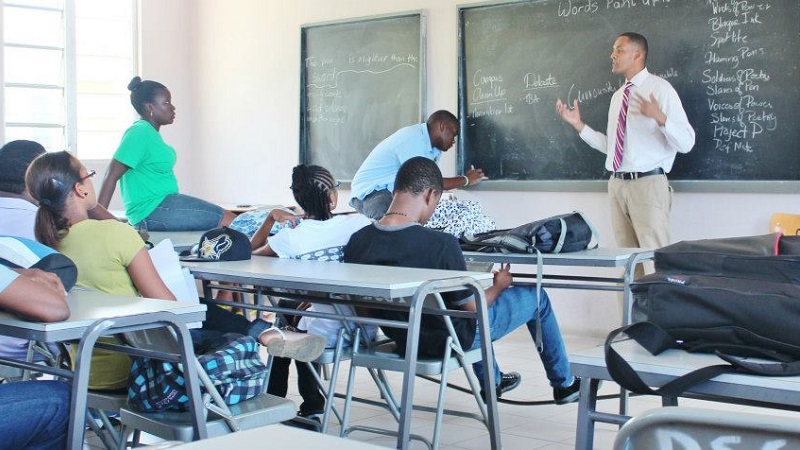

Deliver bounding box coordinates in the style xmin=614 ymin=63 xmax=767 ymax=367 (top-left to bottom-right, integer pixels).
xmin=300 ymin=13 xmax=426 ymax=181
xmin=458 ymin=0 xmax=800 ymax=191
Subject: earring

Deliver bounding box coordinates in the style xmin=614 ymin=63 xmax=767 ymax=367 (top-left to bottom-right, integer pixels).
xmin=150 ymin=110 xmax=154 ymax=118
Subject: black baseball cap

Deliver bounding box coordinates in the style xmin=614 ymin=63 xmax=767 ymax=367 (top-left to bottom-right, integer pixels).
xmin=180 ymin=227 xmax=252 ymax=262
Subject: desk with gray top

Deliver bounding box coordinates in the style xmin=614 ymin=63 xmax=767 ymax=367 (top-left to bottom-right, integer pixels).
xmin=183 ymin=256 xmax=498 ymax=450
xmin=570 ymin=339 xmax=800 ymax=450
xmin=149 ymin=231 xmax=201 ymax=253
xmin=463 ymin=247 xmax=654 ymax=325
xmin=173 ymin=423 xmax=384 ymax=449
xmin=0 ymin=289 xmax=207 ymax=450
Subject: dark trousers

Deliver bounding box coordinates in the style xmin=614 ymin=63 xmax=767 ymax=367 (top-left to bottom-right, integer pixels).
xmin=191 ymin=299 xmax=271 ymax=353
xmin=268 ymin=356 xmax=325 ymax=415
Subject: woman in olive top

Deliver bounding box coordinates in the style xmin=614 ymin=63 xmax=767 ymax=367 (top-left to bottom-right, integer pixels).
xmin=27 ymin=151 xmax=325 ymax=391
xmin=97 ymin=76 xmax=235 ymax=231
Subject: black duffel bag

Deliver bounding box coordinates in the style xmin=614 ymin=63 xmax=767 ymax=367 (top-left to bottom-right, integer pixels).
xmin=630 ymin=273 xmax=800 ymax=358
xmin=654 ymin=233 xmax=800 ymax=283
xmin=459 ymin=211 xmax=598 ymax=254
xmin=605 ymin=234 xmax=800 ymax=398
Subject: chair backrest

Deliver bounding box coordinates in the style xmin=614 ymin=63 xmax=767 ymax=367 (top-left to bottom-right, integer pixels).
xmin=613 ymin=407 xmax=800 ymax=450
xmin=770 ymin=213 xmax=800 ymax=236
xmin=355 ymin=291 xmax=474 ymax=366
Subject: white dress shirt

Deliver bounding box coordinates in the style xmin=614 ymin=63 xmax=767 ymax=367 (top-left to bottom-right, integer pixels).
xmin=579 ymin=68 xmax=696 ymax=173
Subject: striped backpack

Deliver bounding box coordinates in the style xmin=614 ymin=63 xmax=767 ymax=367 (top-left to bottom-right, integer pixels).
xmin=127 ymin=333 xmax=269 ymax=412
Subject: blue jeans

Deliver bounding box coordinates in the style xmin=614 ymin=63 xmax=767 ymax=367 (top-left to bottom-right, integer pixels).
xmin=135 ymin=193 xmax=224 ymax=231
xmin=0 ymin=380 xmax=69 ymax=450
xmin=350 ymin=189 xmax=393 ymax=220
xmin=471 ymin=287 xmax=573 ymax=388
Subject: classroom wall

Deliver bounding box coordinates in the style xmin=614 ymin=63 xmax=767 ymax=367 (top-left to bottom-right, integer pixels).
xmin=140 ymin=0 xmax=800 ymax=336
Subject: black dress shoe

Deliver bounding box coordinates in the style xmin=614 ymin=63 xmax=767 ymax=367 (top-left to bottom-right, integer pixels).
xmin=553 ymin=377 xmax=581 ymax=405
xmin=480 ymin=371 xmax=521 ymax=401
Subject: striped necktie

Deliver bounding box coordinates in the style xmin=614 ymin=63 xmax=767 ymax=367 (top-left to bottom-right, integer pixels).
xmin=612 ymin=82 xmax=634 ymax=172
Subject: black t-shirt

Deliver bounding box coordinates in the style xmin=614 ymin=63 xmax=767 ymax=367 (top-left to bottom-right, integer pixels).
xmin=344 ymin=222 xmax=475 ymax=358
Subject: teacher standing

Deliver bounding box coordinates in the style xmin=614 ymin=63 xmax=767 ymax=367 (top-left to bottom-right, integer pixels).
xmin=98 ymin=77 xmax=235 ymax=231
xmin=556 ymin=32 xmax=695 ymax=253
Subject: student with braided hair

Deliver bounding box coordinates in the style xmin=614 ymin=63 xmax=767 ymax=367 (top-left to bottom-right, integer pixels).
xmin=250 ymin=164 xmax=374 ymax=423
xmin=251 ymin=164 xmax=371 ymax=260
xmin=98 ymin=76 xmax=236 ymax=231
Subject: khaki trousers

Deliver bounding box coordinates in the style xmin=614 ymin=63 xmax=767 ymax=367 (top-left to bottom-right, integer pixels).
xmin=608 ymin=174 xmax=672 ymax=275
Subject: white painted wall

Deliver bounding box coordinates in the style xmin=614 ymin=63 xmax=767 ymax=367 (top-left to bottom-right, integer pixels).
xmin=140 ymin=0 xmax=800 ymax=336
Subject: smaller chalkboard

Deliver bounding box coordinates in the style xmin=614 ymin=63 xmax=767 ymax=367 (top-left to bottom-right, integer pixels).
xmin=300 ymin=12 xmax=426 ymax=180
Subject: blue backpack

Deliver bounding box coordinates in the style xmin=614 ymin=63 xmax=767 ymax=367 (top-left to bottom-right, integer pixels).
xmin=0 ymin=235 xmax=77 ymax=290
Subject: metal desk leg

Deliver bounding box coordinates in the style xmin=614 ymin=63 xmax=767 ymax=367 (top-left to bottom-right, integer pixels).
xmin=619 ymin=388 xmax=629 ymax=417
xmin=474 ymin=287 xmax=500 ymax=450
xmin=67 ymin=319 xmax=115 ymax=450
xmin=575 ymin=377 xmax=600 ymax=450
xmin=395 ymin=289 xmax=424 ymax=450
xmin=174 ymin=321 xmax=207 ymax=440
xmin=618 ymin=250 xmax=653 ymax=419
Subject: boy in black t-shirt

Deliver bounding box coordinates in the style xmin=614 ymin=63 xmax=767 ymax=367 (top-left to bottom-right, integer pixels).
xmin=345 ymin=157 xmax=580 ymax=404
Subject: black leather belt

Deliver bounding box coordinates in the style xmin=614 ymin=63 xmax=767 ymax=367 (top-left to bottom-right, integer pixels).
xmin=612 ymin=168 xmax=665 ymax=180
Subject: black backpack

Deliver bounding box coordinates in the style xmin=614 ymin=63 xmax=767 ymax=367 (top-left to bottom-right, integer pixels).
xmin=459 ymin=211 xmax=598 ymax=254
xmin=606 ymin=233 xmax=800 ymax=398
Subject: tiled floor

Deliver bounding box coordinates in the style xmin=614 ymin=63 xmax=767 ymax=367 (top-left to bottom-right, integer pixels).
xmin=85 ymin=329 xmax=800 ymax=449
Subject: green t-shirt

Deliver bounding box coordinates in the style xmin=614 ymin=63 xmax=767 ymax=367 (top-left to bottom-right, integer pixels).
xmin=60 ymin=219 xmax=147 ymax=390
xmin=114 ymin=120 xmax=179 ymax=224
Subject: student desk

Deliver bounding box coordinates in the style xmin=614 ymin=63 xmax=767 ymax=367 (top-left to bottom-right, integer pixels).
xmin=570 ymin=339 xmax=800 ymax=450
xmin=182 ymin=257 xmax=498 ymax=450
xmin=463 ymin=247 xmax=654 ymax=325
xmin=173 ymin=423 xmax=384 ymax=449
xmin=0 ymin=289 xmax=207 ymax=450
xmin=149 ymin=231 xmax=201 ymax=253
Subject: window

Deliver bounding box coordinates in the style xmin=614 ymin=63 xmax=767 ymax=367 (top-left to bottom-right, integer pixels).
xmin=3 ymin=0 xmax=136 ymax=159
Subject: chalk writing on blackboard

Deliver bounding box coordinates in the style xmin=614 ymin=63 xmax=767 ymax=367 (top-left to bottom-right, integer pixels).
xmin=305 ymin=54 xmax=418 ymax=125
xmin=300 ymin=13 xmax=425 ymax=180
xmin=458 ymin=0 xmax=799 ymax=185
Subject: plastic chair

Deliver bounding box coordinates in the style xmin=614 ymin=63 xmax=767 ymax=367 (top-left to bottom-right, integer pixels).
xmin=613 ymin=407 xmax=800 ymax=450
xmin=116 ymin=328 xmax=296 ymax=447
xmin=339 ymin=293 xmax=489 ymax=450
xmin=770 ymin=213 xmax=800 ymax=235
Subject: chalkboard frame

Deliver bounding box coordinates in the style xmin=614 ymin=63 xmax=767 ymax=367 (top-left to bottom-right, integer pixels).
xmin=456 ymin=0 xmax=800 ymax=194
xmin=299 ymin=11 xmax=427 ymax=183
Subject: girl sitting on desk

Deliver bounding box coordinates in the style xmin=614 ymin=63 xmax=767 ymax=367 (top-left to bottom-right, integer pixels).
xmin=97 ymin=76 xmax=236 ymax=231
xmin=26 ymin=152 xmax=324 ymax=391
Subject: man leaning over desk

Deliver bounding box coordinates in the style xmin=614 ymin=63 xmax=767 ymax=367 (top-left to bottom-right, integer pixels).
xmin=350 ymin=110 xmax=487 ymax=219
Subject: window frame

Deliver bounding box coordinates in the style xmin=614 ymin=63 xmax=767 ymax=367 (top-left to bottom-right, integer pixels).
xmin=1 ymin=0 xmax=139 ymax=162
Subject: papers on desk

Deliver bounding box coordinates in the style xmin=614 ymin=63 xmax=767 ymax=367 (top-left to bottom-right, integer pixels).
xmin=149 ymin=239 xmax=202 ymax=328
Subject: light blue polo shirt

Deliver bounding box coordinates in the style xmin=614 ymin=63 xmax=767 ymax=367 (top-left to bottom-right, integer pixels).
xmin=0 ymin=265 xmax=19 ymax=294
xmin=350 ymin=123 xmax=442 ymax=201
